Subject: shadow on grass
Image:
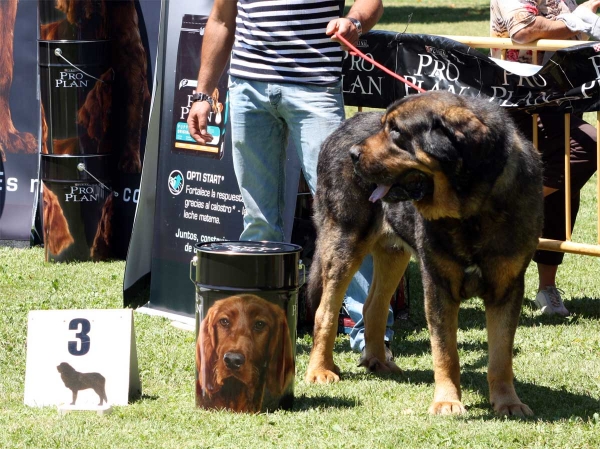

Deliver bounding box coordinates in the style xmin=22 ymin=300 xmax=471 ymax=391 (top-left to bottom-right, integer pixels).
xmin=335 ymin=368 xmax=599 ymax=421
xmin=295 ymin=338 xmax=350 ymax=356
xmin=292 ymin=394 xmax=360 ymax=411
xmin=131 ymin=393 xmax=159 ymax=404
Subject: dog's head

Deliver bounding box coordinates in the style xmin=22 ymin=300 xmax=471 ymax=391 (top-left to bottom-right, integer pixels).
xmin=57 ymin=362 xmax=75 ymax=374
xmin=350 ymin=91 xmax=513 ymax=220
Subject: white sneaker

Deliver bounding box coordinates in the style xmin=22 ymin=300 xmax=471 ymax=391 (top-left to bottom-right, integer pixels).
xmin=534 ymin=286 xmax=570 ymax=317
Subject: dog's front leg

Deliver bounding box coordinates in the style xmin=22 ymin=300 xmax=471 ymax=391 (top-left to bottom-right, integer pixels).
xmin=485 ymin=275 xmax=533 ymax=417
xmin=359 ymin=245 xmax=408 ymax=374
xmin=423 ymin=271 xmax=465 ymax=415
xmin=305 ymin=279 xmax=349 ymax=383
xmin=306 ymin=238 xmax=368 ymax=383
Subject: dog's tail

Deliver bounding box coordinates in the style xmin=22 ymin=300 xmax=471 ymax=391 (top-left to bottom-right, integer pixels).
xmin=305 ymin=244 xmax=323 ymax=327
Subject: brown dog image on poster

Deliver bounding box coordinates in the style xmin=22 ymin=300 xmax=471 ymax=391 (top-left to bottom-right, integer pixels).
xmin=41 ymin=68 xmax=114 ymax=155
xmin=43 ymin=187 xmax=74 ymax=258
xmin=196 ymin=294 xmax=294 ymax=413
xmin=305 ymin=91 xmax=543 ymax=417
xmin=40 ymin=0 xmax=150 ymax=173
xmin=0 ymin=0 xmax=38 ymax=162
xmin=57 ymin=362 xmax=108 ymax=406
xmin=91 ymin=192 xmax=113 ymax=260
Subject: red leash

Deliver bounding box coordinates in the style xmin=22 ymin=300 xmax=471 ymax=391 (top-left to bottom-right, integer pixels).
xmin=335 ymin=32 xmax=426 ymax=93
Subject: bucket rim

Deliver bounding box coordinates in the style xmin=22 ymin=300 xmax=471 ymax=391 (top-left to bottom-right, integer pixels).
xmin=38 ymin=39 xmax=111 ymax=44
xmin=194 ymin=240 xmax=302 ymax=255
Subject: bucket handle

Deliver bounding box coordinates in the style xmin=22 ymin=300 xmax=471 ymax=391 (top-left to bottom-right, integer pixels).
xmin=54 ymin=48 xmax=107 ymax=83
xmin=190 ymin=256 xmax=198 ymax=283
xmin=299 ymin=259 xmax=306 ymax=287
xmin=76 ymin=163 xmax=115 ymax=196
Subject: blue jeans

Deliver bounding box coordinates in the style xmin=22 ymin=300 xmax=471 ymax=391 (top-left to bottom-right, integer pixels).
xmin=343 ymin=255 xmax=395 ymax=352
xmin=229 ymin=76 xmax=393 ymax=351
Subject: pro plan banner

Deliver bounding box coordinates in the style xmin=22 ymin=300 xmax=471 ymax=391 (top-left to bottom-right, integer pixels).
xmin=343 ymin=31 xmax=600 ymax=115
xmin=0 ymin=1 xmax=39 ymax=241
xmin=145 ymin=2 xmax=244 ymax=317
xmin=1 ymin=1 xmax=159 ymax=252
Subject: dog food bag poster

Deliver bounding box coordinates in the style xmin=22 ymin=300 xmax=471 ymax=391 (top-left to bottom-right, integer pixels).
xmin=148 ymin=3 xmax=243 ymax=317
xmin=0 ymin=1 xmax=39 ymax=241
xmin=196 ymin=292 xmax=295 ymax=413
xmin=172 ymin=15 xmax=228 ymax=159
xmin=24 ymin=310 xmax=138 ymax=408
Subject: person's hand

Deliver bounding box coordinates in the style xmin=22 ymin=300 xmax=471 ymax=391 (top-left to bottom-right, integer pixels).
xmin=580 ymin=0 xmax=600 ymax=13
xmin=326 ymin=17 xmax=360 ymax=50
xmin=187 ymin=101 xmax=214 ymax=144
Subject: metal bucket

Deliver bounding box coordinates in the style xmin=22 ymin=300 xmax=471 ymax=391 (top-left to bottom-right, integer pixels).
xmin=190 ymin=241 xmax=303 ymax=413
xmin=38 ymin=40 xmax=112 ymax=156
xmin=41 ymin=154 xmax=113 ymax=262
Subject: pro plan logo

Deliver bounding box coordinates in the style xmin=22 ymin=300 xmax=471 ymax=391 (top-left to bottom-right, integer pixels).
xmin=168 ymin=170 xmax=185 ymax=195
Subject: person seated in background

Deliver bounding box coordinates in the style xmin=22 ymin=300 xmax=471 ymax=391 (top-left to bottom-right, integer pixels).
xmin=490 ymin=0 xmax=600 ymax=316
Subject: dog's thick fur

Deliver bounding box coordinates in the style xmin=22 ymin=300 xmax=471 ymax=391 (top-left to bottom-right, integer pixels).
xmin=57 ymin=362 xmax=108 ymax=406
xmin=305 ymin=91 xmax=543 ymax=417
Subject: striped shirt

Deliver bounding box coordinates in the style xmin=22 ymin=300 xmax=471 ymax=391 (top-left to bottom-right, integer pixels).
xmin=230 ymin=0 xmax=345 ymax=85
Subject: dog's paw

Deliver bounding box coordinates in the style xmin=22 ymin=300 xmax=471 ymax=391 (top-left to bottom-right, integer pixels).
xmin=305 ymin=366 xmax=341 ymax=384
xmin=357 ymin=355 xmax=402 ymax=374
xmin=493 ymin=402 xmax=534 ymax=417
xmin=428 ymin=401 xmax=467 ymax=415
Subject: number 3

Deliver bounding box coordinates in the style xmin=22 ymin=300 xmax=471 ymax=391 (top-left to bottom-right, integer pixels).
xmin=68 ymin=318 xmax=91 ymax=356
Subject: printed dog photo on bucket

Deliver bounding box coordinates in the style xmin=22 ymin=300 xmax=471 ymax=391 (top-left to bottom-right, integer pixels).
xmin=196 ymin=294 xmax=294 ymax=413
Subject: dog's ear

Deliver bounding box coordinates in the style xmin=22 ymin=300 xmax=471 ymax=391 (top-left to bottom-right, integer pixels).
xmin=431 ymin=102 xmax=510 ymax=188
xmin=43 ymin=187 xmax=74 ymax=255
xmin=78 ymin=69 xmax=113 ymax=141
xmin=436 ymin=99 xmax=511 ymax=169
xmin=266 ymin=306 xmax=294 ymax=396
xmin=91 ymin=193 xmax=113 ymax=260
xmin=197 ymin=305 xmax=220 ymax=396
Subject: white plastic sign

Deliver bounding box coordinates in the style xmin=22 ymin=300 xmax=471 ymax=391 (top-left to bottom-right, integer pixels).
xmin=24 ymin=309 xmax=140 ymax=409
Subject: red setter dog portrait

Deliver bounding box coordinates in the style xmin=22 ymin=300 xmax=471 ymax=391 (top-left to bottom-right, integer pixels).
xmin=42 ymin=186 xmax=74 ymax=259
xmin=196 ymin=294 xmax=294 ymax=413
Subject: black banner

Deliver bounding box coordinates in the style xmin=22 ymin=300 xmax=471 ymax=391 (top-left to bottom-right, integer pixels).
xmin=146 ymin=2 xmax=243 ymax=318
xmin=1 ymin=0 xmax=160 ymax=254
xmin=343 ymin=32 xmax=600 ymax=115
xmin=0 ymin=0 xmax=39 ymax=241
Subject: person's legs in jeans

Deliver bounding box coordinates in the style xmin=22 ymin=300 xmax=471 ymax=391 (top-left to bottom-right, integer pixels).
xmin=279 ymin=80 xmax=394 ymax=352
xmin=342 ymin=255 xmax=394 ymax=351
xmin=228 ymin=76 xmax=288 ymax=242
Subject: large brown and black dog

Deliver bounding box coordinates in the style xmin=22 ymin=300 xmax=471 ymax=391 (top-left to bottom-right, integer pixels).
xmin=305 ymin=91 xmax=543 ymax=417
xmin=196 ymin=294 xmax=294 ymax=413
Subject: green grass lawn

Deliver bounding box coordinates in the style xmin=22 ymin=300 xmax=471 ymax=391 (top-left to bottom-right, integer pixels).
xmin=1 ymin=1 xmax=600 ymax=448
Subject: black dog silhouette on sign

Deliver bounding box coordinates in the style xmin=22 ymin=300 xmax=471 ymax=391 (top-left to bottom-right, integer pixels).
xmin=57 ymin=362 xmax=107 ymax=406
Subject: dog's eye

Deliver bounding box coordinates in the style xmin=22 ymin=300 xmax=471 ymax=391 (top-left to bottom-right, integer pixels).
xmin=388 ymin=125 xmax=401 ymax=140
xmin=254 ymin=321 xmax=266 ymax=331
xmin=219 ymin=318 xmax=230 ymax=327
